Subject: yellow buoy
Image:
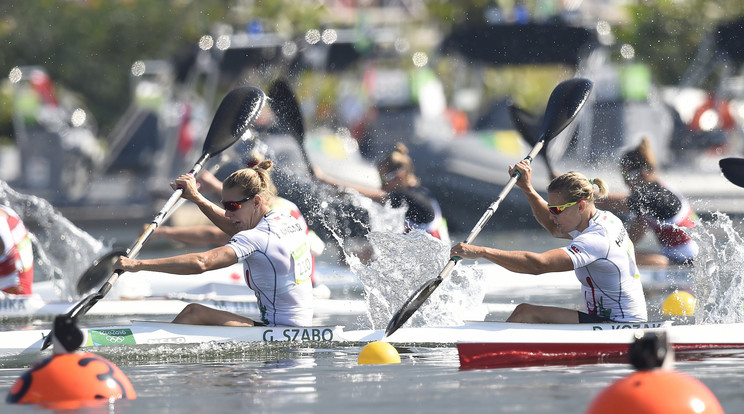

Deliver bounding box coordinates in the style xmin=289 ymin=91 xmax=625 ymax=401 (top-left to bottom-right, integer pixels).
xmin=358 ymin=341 xmax=401 ymax=365
xmin=661 ymin=291 xmax=696 ymax=317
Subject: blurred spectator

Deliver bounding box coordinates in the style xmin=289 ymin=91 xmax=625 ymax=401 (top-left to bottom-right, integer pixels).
xmin=0 ymin=205 xmax=34 ymax=295
xmin=599 ymin=137 xmax=699 ymax=267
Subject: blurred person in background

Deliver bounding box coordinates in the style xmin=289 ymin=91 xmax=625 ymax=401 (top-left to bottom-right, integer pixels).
xmin=599 ymin=137 xmax=698 ymax=267
xmin=0 ymin=205 xmax=34 ymax=295
xmin=315 ymin=142 xmax=449 ymax=243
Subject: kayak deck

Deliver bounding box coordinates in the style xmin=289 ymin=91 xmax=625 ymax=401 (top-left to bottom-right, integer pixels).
xmin=5 ymin=320 xmax=744 ymax=368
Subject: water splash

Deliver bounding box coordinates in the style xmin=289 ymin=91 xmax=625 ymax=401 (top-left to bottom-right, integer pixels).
xmin=0 ymin=180 xmax=106 ymax=300
xmin=347 ymin=230 xmax=488 ymax=330
xmin=236 ymin=135 xmax=490 ymax=329
xmin=691 ymin=212 xmax=744 ymax=324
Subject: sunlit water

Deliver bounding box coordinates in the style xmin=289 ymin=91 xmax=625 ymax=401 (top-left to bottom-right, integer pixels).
xmin=2 ymin=183 xmax=744 ymax=412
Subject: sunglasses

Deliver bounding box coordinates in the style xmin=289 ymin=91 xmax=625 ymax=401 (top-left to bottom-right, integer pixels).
xmin=547 ymin=197 xmax=588 ymax=215
xmin=380 ymin=170 xmax=399 ymax=184
xmin=221 ymin=196 xmax=253 ymax=212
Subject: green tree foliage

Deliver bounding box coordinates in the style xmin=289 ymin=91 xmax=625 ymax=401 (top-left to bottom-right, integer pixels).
xmin=615 ymin=0 xmax=744 ymax=86
xmin=0 ymin=0 xmax=229 ymax=136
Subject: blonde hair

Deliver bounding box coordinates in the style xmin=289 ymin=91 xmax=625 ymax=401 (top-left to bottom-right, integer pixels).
xmin=223 ymin=160 xmax=277 ymax=203
xmin=377 ymin=142 xmax=418 ymax=184
xmin=620 ymin=137 xmax=657 ymax=172
xmin=548 ymin=171 xmax=608 ymax=202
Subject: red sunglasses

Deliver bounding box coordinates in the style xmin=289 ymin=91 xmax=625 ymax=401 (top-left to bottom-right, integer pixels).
xmin=221 ymin=196 xmax=253 ymax=212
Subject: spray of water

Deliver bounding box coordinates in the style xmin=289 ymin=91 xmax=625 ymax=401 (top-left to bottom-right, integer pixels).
xmin=345 ymin=229 xmax=488 ymax=330
xmin=0 ymin=180 xmax=106 ymax=300
xmin=691 ymin=212 xmax=744 ymax=324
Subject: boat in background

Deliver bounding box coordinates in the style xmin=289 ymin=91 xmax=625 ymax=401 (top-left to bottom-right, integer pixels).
xmin=345 ymin=23 xmax=744 ymax=232
xmin=0 ymin=263 xmax=367 ymax=322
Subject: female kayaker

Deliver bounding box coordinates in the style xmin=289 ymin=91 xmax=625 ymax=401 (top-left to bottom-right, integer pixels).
xmin=115 ymin=160 xmax=313 ymax=327
xmin=149 ymin=149 xmax=327 ymax=297
xmin=450 ymin=161 xmax=648 ymax=323
xmin=600 ymin=137 xmax=698 ymax=267
xmin=315 ymin=142 xmax=448 ymax=242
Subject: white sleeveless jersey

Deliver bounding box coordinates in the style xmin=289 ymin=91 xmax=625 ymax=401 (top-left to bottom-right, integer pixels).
xmin=564 ymin=210 xmax=648 ymax=322
xmin=227 ymin=210 xmax=313 ymax=326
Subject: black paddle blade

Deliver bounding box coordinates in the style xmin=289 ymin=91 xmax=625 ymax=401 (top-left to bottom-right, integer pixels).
xmin=509 ymin=101 xmax=560 ymax=180
xmin=76 ymin=250 xmax=127 ymax=295
xmin=268 ymin=78 xmax=314 ymax=176
xmin=268 ymin=79 xmax=305 ymax=141
xmin=384 ymin=276 xmax=444 ymax=338
xmin=203 ymin=85 xmax=267 ymax=156
xmin=720 ymin=158 xmax=744 ymax=188
xmin=508 ymin=101 xmax=542 ymax=147
xmin=538 ymin=78 xmax=593 ymax=142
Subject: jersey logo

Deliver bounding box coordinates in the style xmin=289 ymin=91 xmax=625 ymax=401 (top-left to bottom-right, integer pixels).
xmin=569 ymin=245 xmax=581 ymax=255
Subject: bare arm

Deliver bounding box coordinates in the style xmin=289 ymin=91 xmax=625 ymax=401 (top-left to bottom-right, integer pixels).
xmin=451 ymin=243 xmax=574 ymax=275
xmin=595 ymin=192 xmax=630 ymax=213
xmin=626 ymin=216 xmax=647 ymax=243
xmin=115 ymin=245 xmax=238 ymax=275
xmin=509 ymin=160 xmax=570 ymax=239
xmin=313 ymin=167 xmax=387 ymax=203
xmin=154 ymin=225 xmax=232 ymax=246
xmin=173 ymin=174 xmax=237 ymax=235
xmin=197 ymin=170 xmax=224 ymax=194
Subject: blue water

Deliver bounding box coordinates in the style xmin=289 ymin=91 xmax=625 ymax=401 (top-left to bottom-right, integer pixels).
xmin=2 ymin=191 xmax=744 ymax=412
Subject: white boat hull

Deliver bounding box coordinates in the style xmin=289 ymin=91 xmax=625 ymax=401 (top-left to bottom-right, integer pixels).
xmin=4 ymin=320 xmax=744 ymax=368
xmin=0 ymin=321 xmax=347 ymax=357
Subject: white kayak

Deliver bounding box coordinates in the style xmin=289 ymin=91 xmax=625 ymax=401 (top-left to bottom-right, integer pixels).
xmin=4 ymin=320 xmax=744 ymax=367
xmin=0 ymin=321 xmax=347 ymax=357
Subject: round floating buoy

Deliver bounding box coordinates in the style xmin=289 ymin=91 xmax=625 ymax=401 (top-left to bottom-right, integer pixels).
xmin=661 ymin=291 xmax=696 ymax=317
xmin=358 ymin=341 xmax=400 ymax=365
xmin=586 ymin=369 xmax=723 ymax=414
xmin=6 ymin=351 xmax=137 ymax=408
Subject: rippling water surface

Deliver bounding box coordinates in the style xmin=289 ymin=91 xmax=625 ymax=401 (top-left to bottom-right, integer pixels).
xmin=2 ymin=189 xmax=744 ymax=412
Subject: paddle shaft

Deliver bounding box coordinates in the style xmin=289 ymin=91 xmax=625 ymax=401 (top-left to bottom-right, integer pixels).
xmin=382 ymin=143 xmax=544 ymax=339
xmin=429 ymin=144 xmax=542 ymax=293
xmin=67 ymin=152 xmax=213 ymax=320
xmin=384 ymin=78 xmax=593 ymax=339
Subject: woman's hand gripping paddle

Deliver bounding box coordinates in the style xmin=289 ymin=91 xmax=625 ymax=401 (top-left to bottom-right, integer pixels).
xmin=42 ymin=86 xmax=267 ymax=351
xmin=75 ymin=149 xmax=236 ymax=296
xmin=383 ymin=78 xmax=594 ymax=339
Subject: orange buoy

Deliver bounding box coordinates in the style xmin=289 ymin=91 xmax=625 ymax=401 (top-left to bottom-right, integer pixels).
xmin=587 ymin=331 xmax=722 ymax=414
xmin=6 ymin=351 xmax=137 ymax=407
xmin=586 ymin=369 xmax=723 ymax=414
xmin=7 ymin=314 xmax=136 ymax=408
